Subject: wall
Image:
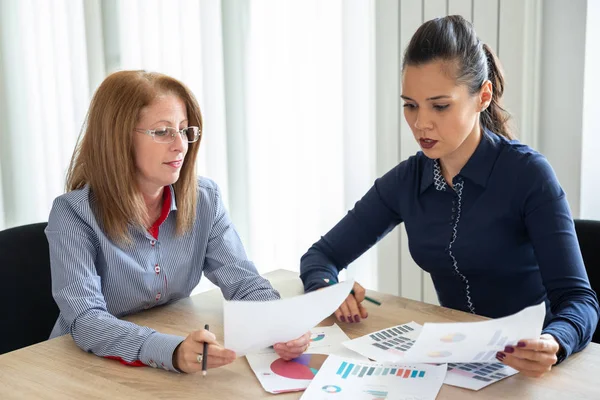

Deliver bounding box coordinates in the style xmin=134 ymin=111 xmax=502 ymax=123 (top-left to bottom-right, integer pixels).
xmin=374 ymin=0 xmax=543 ymax=303
xmin=538 ymin=0 xmax=587 ymax=218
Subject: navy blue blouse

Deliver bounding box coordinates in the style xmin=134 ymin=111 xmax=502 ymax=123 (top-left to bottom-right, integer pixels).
xmin=300 ymin=131 xmax=599 ymax=361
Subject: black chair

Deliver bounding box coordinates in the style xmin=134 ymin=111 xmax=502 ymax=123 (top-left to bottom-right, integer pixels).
xmin=0 ymin=222 xmax=59 ymax=354
xmin=574 ymin=219 xmax=600 ymax=344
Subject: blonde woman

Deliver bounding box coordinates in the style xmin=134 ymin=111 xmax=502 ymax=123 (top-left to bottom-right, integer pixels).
xmin=47 ymin=71 xmax=309 ymax=373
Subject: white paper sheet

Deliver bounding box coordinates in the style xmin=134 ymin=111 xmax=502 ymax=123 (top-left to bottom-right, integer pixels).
xmin=246 ymin=324 xmax=368 ymax=394
xmin=300 ymin=355 xmax=447 ymax=400
xmin=401 ymin=302 xmax=546 ymax=364
xmin=224 ymin=279 xmax=354 ymax=355
xmin=343 ymin=322 xmax=519 ymax=390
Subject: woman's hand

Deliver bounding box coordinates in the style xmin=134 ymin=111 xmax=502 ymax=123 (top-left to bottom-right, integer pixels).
xmin=273 ymin=331 xmax=311 ymax=361
xmin=496 ymin=334 xmax=561 ymax=378
xmin=332 ymin=282 xmax=369 ymax=324
xmin=173 ymin=328 xmax=236 ymax=373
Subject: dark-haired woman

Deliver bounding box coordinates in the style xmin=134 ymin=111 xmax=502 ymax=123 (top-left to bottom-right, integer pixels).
xmin=299 ymin=15 xmax=599 ymax=378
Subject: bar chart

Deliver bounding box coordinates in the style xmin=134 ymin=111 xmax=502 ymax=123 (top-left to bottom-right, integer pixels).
xmin=335 ymin=360 xmax=427 ymax=380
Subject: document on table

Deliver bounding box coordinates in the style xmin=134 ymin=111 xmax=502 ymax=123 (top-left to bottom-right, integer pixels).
xmin=342 ymin=302 xmax=546 ymax=391
xmin=343 ymin=321 xmax=520 ymax=391
xmin=300 ymin=354 xmax=447 ymax=400
xmin=224 ymin=279 xmax=354 ymax=356
xmin=400 ymin=302 xmax=546 ymax=364
xmin=246 ymin=324 xmax=368 ymax=394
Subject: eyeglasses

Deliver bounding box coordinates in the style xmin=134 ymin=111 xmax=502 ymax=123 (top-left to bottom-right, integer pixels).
xmin=134 ymin=126 xmax=201 ymax=144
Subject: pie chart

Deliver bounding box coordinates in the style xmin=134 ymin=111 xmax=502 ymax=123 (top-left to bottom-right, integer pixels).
xmin=322 ymin=385 xmax=342 ymax=393
xmin=440 ymin=333 xmax=466 ymax=343
xmin=270 ymin=354 xmax=329 ymax=380
xmin=311 ymin=333 xmax=325 ymax=342
xmin=428 ymin=350 xmax=452 ymax=358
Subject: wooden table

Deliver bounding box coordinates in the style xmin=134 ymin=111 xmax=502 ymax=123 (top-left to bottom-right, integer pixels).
xmin=1 ymin=269 xmax=599 ymax=399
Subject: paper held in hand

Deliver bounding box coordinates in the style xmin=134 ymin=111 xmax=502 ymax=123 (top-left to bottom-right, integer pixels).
xmin=224 ymin=279 xmax=354 ymax=356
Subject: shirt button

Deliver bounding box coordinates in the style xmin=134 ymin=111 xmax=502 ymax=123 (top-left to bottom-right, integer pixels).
xmin=155 ymin=293 xmax=162 ymax=301
xmin=150 ymin=240 xmax=156 ymax=246
xmin=155 ymin=264 xmax=160 ymax=274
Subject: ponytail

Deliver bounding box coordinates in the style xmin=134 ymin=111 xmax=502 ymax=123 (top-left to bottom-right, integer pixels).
xmin=480 ymin=44 xmax=513 ymax=140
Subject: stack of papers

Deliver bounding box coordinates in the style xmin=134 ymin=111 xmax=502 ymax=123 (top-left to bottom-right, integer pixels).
xmin=342 ymin=302 xmax=545 ymax=390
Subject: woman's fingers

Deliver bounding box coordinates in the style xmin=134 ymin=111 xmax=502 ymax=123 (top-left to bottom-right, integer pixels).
xmin=338 ymin=299 xmax=351 ymax=323
xmin=284 ymin=331 xmax=311 ymax=348
xmin=181 ymin=343 xmax=236 ymax=371
xmin=495 ymin=335 xmax=561 ymax=378
xmin=345 ymin=295 xmax=362 ymax=323
xmin=274 ymin=332 xmax=311 ymax=359
xmin=352 ymin=282 xmax=366 ymax=302
xmin=334 ymin=307 xmax=344 ymax=322
xmin=175 ymin=329 xmax=236 ymax=373
xmin=191 ymin=329 xmax=219 ymax=345
xmin=318 ymin=281 xmax=367 ymax=323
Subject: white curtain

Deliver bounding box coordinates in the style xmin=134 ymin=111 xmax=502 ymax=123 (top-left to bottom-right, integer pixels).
xmin=0 ymin=0 xmax=380 ymax=291
xmin=116 ymin=0 xmax=231 ymax=205
xmin=242 ymin=0 xmax=377 ymax=287
xmin=0 ymin=0 xmax=89 ymax=229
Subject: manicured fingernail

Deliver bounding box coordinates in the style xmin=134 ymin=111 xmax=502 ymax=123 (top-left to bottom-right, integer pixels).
xmin=517 ymin=342 xmax=526 ymax=348
xmin=354 ymin=315 xmax=360 ymax=323
xmin=496 ymin=352 xmax=505 ymax=359
xmin=340 ymin=316 xmax=346 ymax=322
xmin=504 ymin=346 xmax=514 ymax=353
xmin=348 ymin=315 xmax=353 ymax=323
xmin=496 ymin=355 xmax=505 ymax=363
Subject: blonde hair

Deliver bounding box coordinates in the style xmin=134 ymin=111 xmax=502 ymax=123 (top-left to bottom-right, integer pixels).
xmin=66 ymin=70 xmax=202 ymax=244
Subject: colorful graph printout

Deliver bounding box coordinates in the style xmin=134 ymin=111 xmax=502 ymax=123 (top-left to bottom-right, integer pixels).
xmin=343 ymin=321 xmax=518 ymax=391
xmin=300 ymin=355 xmax=446 ymax=400
xmin=246 ymin=324 xmax=367 ymax=394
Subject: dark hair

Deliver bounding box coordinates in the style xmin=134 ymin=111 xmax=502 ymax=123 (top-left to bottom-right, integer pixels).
xmin=402 ymin=15 xmax=513 ymax=140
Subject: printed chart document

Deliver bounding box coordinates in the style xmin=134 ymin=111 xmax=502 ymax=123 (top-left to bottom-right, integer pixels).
xmin=344 ymin=322 xmax=519 ymax=391
xmin=224 ymin=279 xmax=354 ymax=355
xmin=300 ymin=355 xmax=447 ymax=400
xmin=401 ymin=302 xmax=546 ymax=364
xmin=246 ymin=324 xmax=367 ymax=394
xmin=343 ymin=302 xmax=546 ymax=390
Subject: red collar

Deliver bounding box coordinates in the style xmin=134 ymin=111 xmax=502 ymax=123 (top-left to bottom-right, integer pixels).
xmin=148 ymin=187 xmax=172 ymax=239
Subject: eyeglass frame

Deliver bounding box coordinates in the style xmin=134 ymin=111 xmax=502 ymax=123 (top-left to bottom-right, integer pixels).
xmin=134 ymin=126 xmax=202 ymax=144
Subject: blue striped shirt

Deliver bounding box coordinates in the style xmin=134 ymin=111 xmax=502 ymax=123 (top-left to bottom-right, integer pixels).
xmin=46 ymin=177 xmax=279 ymax=372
